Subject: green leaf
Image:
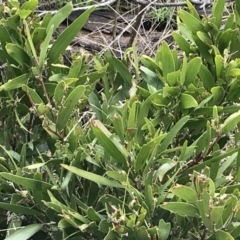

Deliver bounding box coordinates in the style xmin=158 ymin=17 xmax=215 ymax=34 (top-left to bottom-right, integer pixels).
xmin=76 ymin=65 xmax=107 ymax=86
xmin=145 ymin=185 xmax=154 ymax=214
xmin=163 ymin=86 xmax=180 ymax=99
xmin=191 ymin=130 xmax=209 ymax=156
xmin=111 ymin=114 xmax=124 ymax=143
xmin=47 ymin=191 xmax=90 ymax=224
xmin=156 ymin=160 xmax=176 ymax=182
xmin=185 ymin=57 xmax=201 ymax=86
xmin=217 ymin=152 xmax=238 ymax=179
xmin=91 ymin=120 xmax=128 ymax=165
xmin=170 ymin=184 xmax=198 ymax=203
xmin=178 ymin=10 xmax=206 ymax=34
xmin=21 ymin=0 xmax=38 ymax=11
xmin=218 ymin=29 xmax=234 ymax=53
xmin=227 ymin=68 xmax=240 ymax=78
xmin=37 ymin=103 xmax=49 ymax=115
xmin=211 ymin=206 xmax=224 ymax=225
xmin=61 ymin=164 xmax=123 ymax=188
xmin=17 ymin=9 xmax=32 ymax=19
xmin=197 ymin=198 xmax=212 ymax=230
xmin=197 ymin=31 xmax=212 ymax=46
xmin=180 ymin=54 xmax=187 ymax=84
xmin=166 ymin=71 xmax=180 ymax=86
xmin=236 ymin=0 xmax=240 ymax=18
xmin=87 ymin=207 xmax=103 ymax=221
xmin=135 ymin=226 xmax=151 ymax=240
xmin=7 ymin=218 xmax=22 ymax=237
xmin=0 ymin=164 xmax=9 ymax=172
xmin=185 ymin=147 xmax=240 ymax=174
xmin=135 ymin=134 xmax=166 ymax=171
xmin=208 ymin=230 xmax=234 ymax=240
xmin=159 ymin=115 xmax=190 ymax=152
xmin=0 ymin=25 xmax=13 ymax=49
xmin=180 ymin=94 xmax=198 ymax=109
xmin=22 ymin=85 xmax=44 ymax=104
xmin=6 ymin=43 xmax=31 ymax=67
xmin=140 ymin=66 xmax=163 ymax=90
xmin=161 ymin=41 xmax=175 ymax=79
xmin=56 ymin=85 xmax=85 ymax=131
xmin=231 ymin=225 xmax=240 ymax=239
xmin=127 ymin=100 xmax=138 ymax=129
xmin=221 ymin=110 xmax=240 ymax=134
xmin=110 ymin=57 xmax=132 ymax=87
xmin=8 ymin=0 xmax=20 ymax=8
xmin=178 ymin=22 xmax=194 ymax=42
xmin=47 ymin=2 xmax=72 ymax=32
xmin=192 ymin=34 xmax=213 ymax=64
xmin=54 ymin=81 xmax=65 ymax=105
xmin=212 ymin=0 xmax=225 ymax=29
xmin=172 ymin=31 xmax=191 ymax=55
xmin=137 ymin=90 xmax=161 ymax=128
xmin=186 ymin=0 xmax=201 ymax=20
xmin=0 ymin=173 xmax=52 ymax=192
xmin=0 ymin=202 xmax=42 ymax=216
xmin=160 ymin=202 xmax=198 ymax=217
xmin=157 ymin=219 xmax=171 ymax=240
xmin=141 ymin=55 xmax=162 ymax=73
xmin=224 ymin=13 xmax=235 ymax=31
xmin=198 ymin=64 xmax=215 ymax=90
xmin=106 ymin=171 xmax=127 ymax=183
xmin=24 ymin=20 xmax=37 ymax=61
xmin=215 ymin=55 xmax=224 ymax=78
xmin=0 ymin=74 xmax=29 ymax=92
xmin=68 ymin=57 xmax=82 ymax=78
xmin=47 ymin=7 xmax=94 ymax=64
xmin=5 ymin=224 xmax=43 ymax=240
xmin=39 ymin=24 xmax=54 ymax=72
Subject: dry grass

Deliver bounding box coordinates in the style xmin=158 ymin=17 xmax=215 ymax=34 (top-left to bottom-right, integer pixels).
xmin=54 ymin=0 xmax=178 ymax=60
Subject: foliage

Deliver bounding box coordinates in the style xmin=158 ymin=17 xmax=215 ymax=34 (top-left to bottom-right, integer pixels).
xmin=150 ymin=6 xmax=174 ymax=23
xmin=1 ymin=0 xmax=240 ymax=239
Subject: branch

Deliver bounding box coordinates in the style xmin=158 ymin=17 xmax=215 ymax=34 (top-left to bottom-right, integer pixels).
xmin=131 ymin=0 xmax=233 ymax=8
xmin=35 ymin=0 xmax=234 ymax=16
xmin=35 ymin=0 xmax=118 ymax=16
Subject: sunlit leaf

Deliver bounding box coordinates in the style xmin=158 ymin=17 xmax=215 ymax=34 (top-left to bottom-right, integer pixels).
xmin=56 ymin=85 xmax=85 ymax=131
xmin=6 ymin=43 xmax=31 ymax=67
xmin=170 ymin=184 xmax=198 ymax=203
xmin=0 ymin=173 xmax=52 ymax=192
xmin=91 ymin=120 xmax=128 ymax=165
xmin=159 ymin=115 xmax=190 ymax=152
xmin=0 ymin=74 xmax=29 ymax=92
xmin=160 ymin=202 xmax=199 ymax=217
xmin=221 ymin=110 xmax=240 ymax=134
xmin=180 ymin=94 xmax=198 ymax=109
xmin=61 ymin=164 xmax=123 ymax=188
xmin=0 ymin=202 xmax=42 ymax=216
xmin=47 ymin=7 xmax=94 ymax=64
xmin=5 ymin=224 xmax=43 ymax=240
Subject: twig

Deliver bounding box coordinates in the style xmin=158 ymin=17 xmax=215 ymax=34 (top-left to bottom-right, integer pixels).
xmin=112 ymin=0 xmax=120 ymax=48
xmin=132 ymin=0 xmax=233 ymax=8
xmin=180 ymin=135 xmax=221 ymax=173
xmin=35 ymin=0 xmax=118 ymax=16
xmin=35 ymin=0 xmax=234 ymax=16
xmin=127 ymin=4 xmax=145 ymax=48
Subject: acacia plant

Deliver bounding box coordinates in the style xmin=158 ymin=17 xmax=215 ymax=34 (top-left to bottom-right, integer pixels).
xmin=1 ymin=0 xmax=240 ymax=239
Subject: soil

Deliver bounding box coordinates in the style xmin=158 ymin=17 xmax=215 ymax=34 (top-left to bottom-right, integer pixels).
xmin=58 ymin=9 xmax=175 ymax=58
xmin=56 ymin=1 xmax=233 ymax=59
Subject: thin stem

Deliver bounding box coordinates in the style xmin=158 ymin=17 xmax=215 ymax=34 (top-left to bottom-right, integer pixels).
xmin=127 ymin=4 xmax=145 ymax=48
xmin=112 ymin=0 xmax=120 ymax=48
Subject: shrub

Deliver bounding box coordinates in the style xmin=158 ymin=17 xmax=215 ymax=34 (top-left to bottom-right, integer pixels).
xmin=1 ymin=0 xmax=240 ymax=239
